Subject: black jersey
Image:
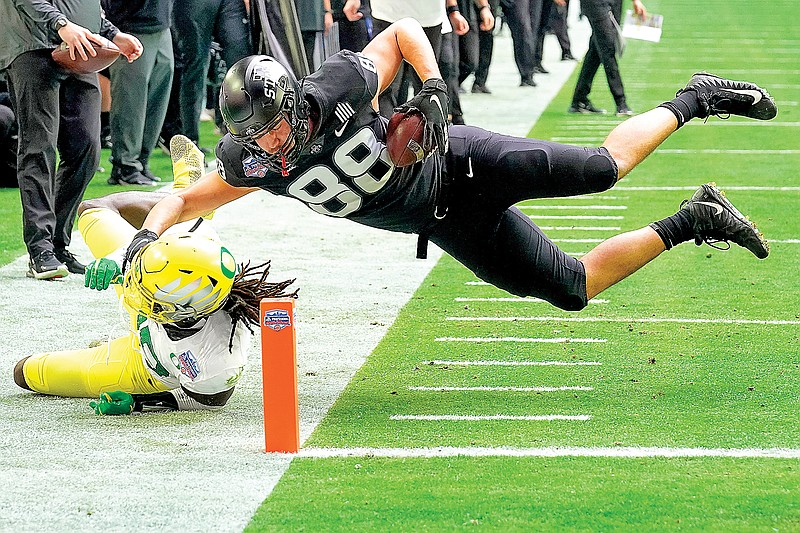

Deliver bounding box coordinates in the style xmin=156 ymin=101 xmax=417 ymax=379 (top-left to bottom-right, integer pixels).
xmin=216 ymin=50 xmax=442 ymax=234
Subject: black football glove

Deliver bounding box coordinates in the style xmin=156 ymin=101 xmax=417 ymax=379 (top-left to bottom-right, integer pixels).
xmin=394 ymin=77 xmax=449 ymax=156
xmin=122 ymin=229 xmax=159 ymax=273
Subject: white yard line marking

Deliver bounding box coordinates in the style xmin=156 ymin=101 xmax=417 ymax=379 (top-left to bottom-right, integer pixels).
xmin=552 ymin=238 xmax=603 ymax=243
xmin=656 ymin=149 xmax=800 ymax=154
xmin=455 ymin=297 xmax=609 ymax=304
xmin=446 ymin=316 xmax=800 ymax=325
xmin=435 ymin=337 xmax=607 ymax=343
xmin=550 ymin=137 xmax=605 ymax=142
xmin=768 ymin=240 xmax=800 ymax=244
xmin=518 ymin=205 xmax=627 ymax=210
xmin=430 ymin=361 xmax=602 ymax=366
xmin=613 ymin=186 xmax=800 ymax=191
xmin=536 ymin=226 xmax=621 ymax=231
xmin=528 ymin=215 xmax=625 ymax=220
xmin=563 ymin=121 xmax=800 ymax=127
xmin=295 ymin=446 xmax=800 ymax=459
xmin=409 ymin=386 xmax=593 ymax=392
xmin=390 ymin=415 xmax=591 ymax=421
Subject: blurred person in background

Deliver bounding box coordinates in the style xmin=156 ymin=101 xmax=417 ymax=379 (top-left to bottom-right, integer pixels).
xmin=569 ymin=0 xmax=645 ymax=116
xmin=0 ymin=0 xmax=142 ymax=279
xmin=103 ymin=0 xmax=174 ymax=186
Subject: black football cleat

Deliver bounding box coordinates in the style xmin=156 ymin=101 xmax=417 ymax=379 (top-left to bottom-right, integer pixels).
xmin=677 ymin=72 xmax=777 ymax=120
xmin=680 ymin=183 xmax=769 ymax=259
xmin=568 ymin=100 xmax=607 ymax=114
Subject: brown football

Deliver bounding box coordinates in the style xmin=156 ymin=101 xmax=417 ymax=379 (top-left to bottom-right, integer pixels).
xmin=51 ymin=40 xmax=121 ymax=74
xmin=386 ymin=110 xmax=427 ymax=167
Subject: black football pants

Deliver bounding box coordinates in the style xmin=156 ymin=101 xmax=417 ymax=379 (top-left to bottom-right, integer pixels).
xmin=428 ymin=125 xmax=618 ymax=311
xmin=6 ymin=49 xmax=100 ymax=257
xmin=572 ymin=0 xmax=626 ymax=106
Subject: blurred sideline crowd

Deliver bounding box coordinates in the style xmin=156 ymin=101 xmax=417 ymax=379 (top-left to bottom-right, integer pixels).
xmin=0 ymin=0 xmax=579 ymax=280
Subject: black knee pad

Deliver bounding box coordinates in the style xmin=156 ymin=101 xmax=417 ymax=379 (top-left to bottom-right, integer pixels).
xmin=583 ymin=148 xmax=618 ymax=192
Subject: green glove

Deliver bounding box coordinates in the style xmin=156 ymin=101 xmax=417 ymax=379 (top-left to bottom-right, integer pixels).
xmin=89 ymin=391 xmax=135 ymax=415
xmin=84 ymin=257 xmax=122 ymax=290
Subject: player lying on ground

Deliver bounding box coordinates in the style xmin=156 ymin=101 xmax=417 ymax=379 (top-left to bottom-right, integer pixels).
xmin=117 ymin=18 xmax=774 ymax=312
xmin=13 ymin=137 xmax=297 ymax=414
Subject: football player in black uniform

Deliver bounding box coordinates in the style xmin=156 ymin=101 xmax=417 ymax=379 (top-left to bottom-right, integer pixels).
xmin=120 ymin=18 xmax=776 ymax=311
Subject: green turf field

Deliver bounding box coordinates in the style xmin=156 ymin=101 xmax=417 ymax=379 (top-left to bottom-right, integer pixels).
xmin=247 ymin=0 xmax=800 ymax=529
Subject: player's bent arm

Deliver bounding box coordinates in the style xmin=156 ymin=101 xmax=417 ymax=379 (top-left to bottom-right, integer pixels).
xmin=141 ymin=170 xmax=259 ymax=235
xmin=361 ymin=18 xmax=442 ymax=110
xmin=130 ymin=386 xmax=234 ymax=412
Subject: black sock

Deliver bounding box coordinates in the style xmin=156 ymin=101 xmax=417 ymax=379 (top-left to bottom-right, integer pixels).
xmin=658 ymin=91 xmax=704 ymax=128
xmin=649 ymin=209 xmax=695 ymax=250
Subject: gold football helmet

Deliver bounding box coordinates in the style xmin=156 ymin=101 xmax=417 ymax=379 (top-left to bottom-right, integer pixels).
xmin=123 ymin=233 xmax=238 ymax=323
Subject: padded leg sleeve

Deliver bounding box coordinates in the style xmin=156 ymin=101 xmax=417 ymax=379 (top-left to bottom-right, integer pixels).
xmin=20 ymin=335 xmax=169 ymax=398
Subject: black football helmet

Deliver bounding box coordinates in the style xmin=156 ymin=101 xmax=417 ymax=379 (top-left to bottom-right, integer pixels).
xmin=219 ymin=55 xmax=310 ymax=175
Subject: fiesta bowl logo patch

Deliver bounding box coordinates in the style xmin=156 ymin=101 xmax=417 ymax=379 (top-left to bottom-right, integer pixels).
xmin=264 ymin=309 xmax=291 ymax=331
xmin=177 ymin=350 xmax=201 ymax=380
xmin=243 ymin=155 xmax=268 ymax=178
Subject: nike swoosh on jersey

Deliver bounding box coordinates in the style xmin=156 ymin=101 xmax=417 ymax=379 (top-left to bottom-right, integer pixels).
xmin=694 ymin=201 xmax=724 ymax=215
xmin=725 ymin=88 xmax=763 ymax=104
xmin=334 ymin=120 xmax=349 ymax=137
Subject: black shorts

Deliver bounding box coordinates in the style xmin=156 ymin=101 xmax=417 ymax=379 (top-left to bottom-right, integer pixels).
xmin=427 ymin=125 xmax=618 ymax=311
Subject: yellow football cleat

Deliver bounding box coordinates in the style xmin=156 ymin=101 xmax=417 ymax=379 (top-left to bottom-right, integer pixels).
xmin=170 ymin=134 xmax=214 ymax=219
xmin=170 ymin=134 xmax=205 ymax=190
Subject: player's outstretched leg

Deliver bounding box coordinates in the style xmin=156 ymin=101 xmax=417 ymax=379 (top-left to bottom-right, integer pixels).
xmin=581 ymin=183 xmax=767 ymax=299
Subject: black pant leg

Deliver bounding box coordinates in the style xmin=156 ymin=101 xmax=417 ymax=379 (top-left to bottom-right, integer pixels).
xmin=54 ymin=72 xmax=101 ymax=251
xmin=6 ymin=50 xmax=61 ymax=255
xmin=474 ymin=26 xmax=494 ymax=87
xmin=574 ymin=0 xmax=625 ymax=104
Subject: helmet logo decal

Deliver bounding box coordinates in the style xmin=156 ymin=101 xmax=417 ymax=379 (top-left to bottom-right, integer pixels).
xmin=220 ymin=247 xmax=237 ymax=278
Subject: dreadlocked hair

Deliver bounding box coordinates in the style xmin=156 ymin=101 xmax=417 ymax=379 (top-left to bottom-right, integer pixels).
xmin=222 ymin=261 xmax=298 ymax=351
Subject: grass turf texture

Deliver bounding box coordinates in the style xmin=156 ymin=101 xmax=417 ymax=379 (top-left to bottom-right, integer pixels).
xmin=248 ymin=0 xmax=800 ymax=529
xmin=0 ymin=122 xmax=220 ymax=266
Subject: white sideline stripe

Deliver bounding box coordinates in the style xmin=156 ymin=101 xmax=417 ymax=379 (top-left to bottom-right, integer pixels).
xmin=614 ymin=186 xmax=800 ymax=191
xmin=664 ymin=69 xmax=800 ymax=75
xmin=295 ymin=446 xmax=800 ymax=459
xmin=409 ymin=386 xmax=593 ymax=392
xmin=564 ymin=121 xmax=800 ymax=128
xmin=656 ymin=149 xmax=800 ymax=154
xmin=431 ymin=360 xmax=602 ymax=366
xmin=518 ymin=205 xmax=627 ymax=210
xmin=455 ymin=297 xmax=609 ymax=304
xmin=446 ymin=316 xmax=800 ymax=325
xmin=390 ymin=415 xmax=591 ymax=421
xmin=530 ymin=192 xmax=630 ymax=202
xmin=537 ymin=226 xmax=621 ymax=231
xmin=435 ymin=337 xmax=607 ymax=343
xmin=551 ymin=137 xmax=605 ymax=142
xmin=528 ymin=215 xmax=625 ymax=220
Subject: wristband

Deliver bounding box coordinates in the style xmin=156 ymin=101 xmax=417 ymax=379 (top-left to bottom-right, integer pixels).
xmin=479 ymin=4 xmax=491 ymax=10
xmin=446 ymin=5 xmax=460 ymax=14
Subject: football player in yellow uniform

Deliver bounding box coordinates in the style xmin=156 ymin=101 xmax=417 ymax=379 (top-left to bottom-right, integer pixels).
xmin=13 ymin=136 xmax=296 ymax=414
